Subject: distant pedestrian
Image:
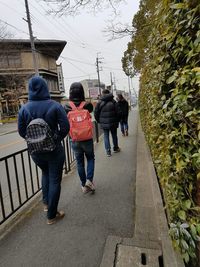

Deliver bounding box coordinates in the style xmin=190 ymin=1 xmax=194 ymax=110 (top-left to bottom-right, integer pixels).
xmin=18 ymin=76 xmax=70 ymax=225
xmin=94 ymin=89 xmax=121 ymax=157
xmin=117 ymin=94 xmax=129 ymax=136
xmin=64 ymin=82 xmax=95 ymax=194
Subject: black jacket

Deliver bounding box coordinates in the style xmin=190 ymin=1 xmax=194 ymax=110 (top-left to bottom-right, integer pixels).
xmin=117 ymin=99 xmax=129 ymax=122
xmin=94 ymin=93 xmax=121 ymax=129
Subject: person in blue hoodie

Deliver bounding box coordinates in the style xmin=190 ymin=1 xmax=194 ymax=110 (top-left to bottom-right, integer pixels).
xmin=18 ymin=76 xmax=70 ymax=225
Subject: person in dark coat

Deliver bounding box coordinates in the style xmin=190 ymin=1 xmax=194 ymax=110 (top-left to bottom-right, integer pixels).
xmin=64 ymin=82 xmax=95 ymax=194
xmin=18 ymin=76 xmax=70 ymax=225
xmin=94 ymin=89 xmax=121 ymax=157
xmin=117 ymin=94 xmax=129 ymax=136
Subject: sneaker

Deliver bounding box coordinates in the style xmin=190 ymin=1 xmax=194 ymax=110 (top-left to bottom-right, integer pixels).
xmin=81 ymin=186 xmax=91 ymax=194
xmin=113 ymin=147 xmax=121 ymax=153
xmin=47 ymin=210 xmax=65 ymax=225
xmin=43 ymin=204 xmax=48 ymax=212
xmin=107 ymin=150 xmax=111 ymax=157
xmin=85 ymin=180 xmax=95 ymax=192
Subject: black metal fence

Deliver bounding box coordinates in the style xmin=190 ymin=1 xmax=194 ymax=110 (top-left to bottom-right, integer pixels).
xmin=0 ymin=121 xmax=102 ymax=225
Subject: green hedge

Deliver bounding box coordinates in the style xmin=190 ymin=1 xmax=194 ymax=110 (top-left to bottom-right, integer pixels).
xmin=139 ymin=0 xmax=200 ymax=264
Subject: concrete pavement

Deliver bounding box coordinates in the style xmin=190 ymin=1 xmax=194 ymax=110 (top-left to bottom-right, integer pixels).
xmin=100 ymin=121 xmax=185 ymax=267
xmin=0 ymin=109 xmax=185 ymax=267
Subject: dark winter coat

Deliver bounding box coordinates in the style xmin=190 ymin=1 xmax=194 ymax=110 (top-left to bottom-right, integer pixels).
xmin=94 ymin=93 xmax=121 ymax=129
xmin=117 ymin=99 xmax=129 ymax=123
xmin=18 ymin=76 xmax=70 ymax=146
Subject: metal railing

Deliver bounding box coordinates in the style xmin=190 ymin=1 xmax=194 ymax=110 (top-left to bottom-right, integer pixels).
xmin=0 ymin=121 xmax=102 ymax=225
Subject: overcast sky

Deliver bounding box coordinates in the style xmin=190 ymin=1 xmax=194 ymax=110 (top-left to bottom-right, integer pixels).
xmin=0 ymin=0 xmax=140 ymax=96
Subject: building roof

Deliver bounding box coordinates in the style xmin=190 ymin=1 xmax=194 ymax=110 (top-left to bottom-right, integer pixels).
xmin=0 ymin=39 xmax=67 ymax=60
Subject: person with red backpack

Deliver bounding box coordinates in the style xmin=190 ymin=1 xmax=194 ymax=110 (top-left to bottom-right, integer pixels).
xmin=64 ymin=82 xmax=95 ymax=194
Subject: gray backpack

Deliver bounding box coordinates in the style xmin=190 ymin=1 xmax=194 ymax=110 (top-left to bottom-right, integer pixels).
xmin=25 ymin=118 xmax=56 ymax=154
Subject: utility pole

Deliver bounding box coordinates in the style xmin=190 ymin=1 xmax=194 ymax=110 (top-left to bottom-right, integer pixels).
xmin=96 ymin=53 xmax=103 ymax=96
xmin=110 ymin=72 xmax=113 ymax=93
xmin=24 ymin=0 xmax=39 ymax=76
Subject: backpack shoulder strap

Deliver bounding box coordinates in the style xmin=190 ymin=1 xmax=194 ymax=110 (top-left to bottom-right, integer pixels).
xmin=69 ymin=101 xmax=77 ymax=110
xmin=78 ymin=101 xmax=86 ymax=109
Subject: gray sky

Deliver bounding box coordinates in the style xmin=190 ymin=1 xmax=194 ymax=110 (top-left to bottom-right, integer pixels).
xmin=0 ymin=0 xmax=140 ymax=96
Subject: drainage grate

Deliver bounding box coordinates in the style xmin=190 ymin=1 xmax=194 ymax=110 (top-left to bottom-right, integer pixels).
xmin=115 ymin=245 xmax=164 ymax=267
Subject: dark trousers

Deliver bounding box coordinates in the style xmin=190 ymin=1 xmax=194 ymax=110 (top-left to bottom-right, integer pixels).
xmin=31 ymin=146 xmax=65 ymax=219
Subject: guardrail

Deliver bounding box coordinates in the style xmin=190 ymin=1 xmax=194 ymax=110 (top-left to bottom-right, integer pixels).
xmin=0 ymin=121 xmax=102 ymax=225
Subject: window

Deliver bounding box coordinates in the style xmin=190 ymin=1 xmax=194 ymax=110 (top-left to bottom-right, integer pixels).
xmin=0 ymin=53 xmax=21 ymax=68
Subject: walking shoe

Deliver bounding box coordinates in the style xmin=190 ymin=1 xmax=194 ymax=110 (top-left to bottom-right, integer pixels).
xmin=125 ymin=130 xmax=128 ymax=136
xmin=47 ymin=210 xmax=65 ymax=225
xmin=113 ymin=147 xmax=121 ymax=153
xmin=81 ymin=186 xmax=91 ymax=194
xmin=107 ymin=150 xmax=111 ymax=157
xmin=43 ymin=204 xmax=48 ymax=212
xmin=85 ymin=180 xmax=95 ymax=192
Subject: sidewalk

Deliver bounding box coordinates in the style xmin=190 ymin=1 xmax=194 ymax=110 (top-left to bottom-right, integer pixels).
xmin=0 ymin=109 xmax=184 ymax=267
xmin=100 ymin=121 xmax=185 ymax=267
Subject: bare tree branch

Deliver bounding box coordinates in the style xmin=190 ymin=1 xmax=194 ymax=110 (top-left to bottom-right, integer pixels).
xmin=0 ymin=22 xmax=13 ymax=39
xmin=42 ymin=0 xmax=126 ymax=16
xmin=103 ymin=21 xmax=134 ymax=41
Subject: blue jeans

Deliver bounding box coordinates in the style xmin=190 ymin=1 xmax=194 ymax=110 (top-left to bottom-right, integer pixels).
xmin=31 ymin=146 xmax=65 ymax=220
xmin=71 ymin=139 xmax=95 ymax=186
xmin=103 ymin=128 xmax=119 ymax=152
xmin=120 ymin=121 xmax=128 ymax=134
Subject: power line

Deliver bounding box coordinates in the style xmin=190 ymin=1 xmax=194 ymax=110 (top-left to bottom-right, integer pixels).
xmin=0 ymin=1 xmax=24 ymax=17
xmin=33 ymin=0 xmax=87 ymax=47
xmin=24 ymin=0 xmax=39 ymax=75
xmin=0 ymin=19 xmax=29 ymax=36
xmin=64 ymin=73 xmax=97 ymax=80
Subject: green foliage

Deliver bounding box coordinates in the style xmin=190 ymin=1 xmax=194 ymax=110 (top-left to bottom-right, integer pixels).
xmin=122 ymin=0 xmax=160 ymax=75
xmin=169 ymin=222 xmax=200 ymax=263
xmin=137 ymin=0 xmax=200 ymax=264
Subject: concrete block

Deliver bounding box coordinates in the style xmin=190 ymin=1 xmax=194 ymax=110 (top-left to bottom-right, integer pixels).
xmin=115 ymin=245 xmax=162 ymax=267
xmin=100 ymin=235 xmax=122 ymax=267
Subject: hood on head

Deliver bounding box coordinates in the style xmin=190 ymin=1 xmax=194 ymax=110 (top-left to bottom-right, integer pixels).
xmin=101 ymin=93 xmax=113 ymax=102
xmin=28 ymin=76 xmax=50 ymax=101
xmin=69 ymin=82 xmax=85 ymax=101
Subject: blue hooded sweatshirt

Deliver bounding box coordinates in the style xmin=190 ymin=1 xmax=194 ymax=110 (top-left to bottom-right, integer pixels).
xmin=18 ymin=76 xmax=69 ymax=144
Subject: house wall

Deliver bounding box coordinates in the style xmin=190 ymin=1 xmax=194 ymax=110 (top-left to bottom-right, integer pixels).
xmin=21 ymin=52 xmax=57 ymax=72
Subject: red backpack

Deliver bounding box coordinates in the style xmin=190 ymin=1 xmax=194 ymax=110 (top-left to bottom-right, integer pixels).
xmin=67 ymin=101 xmax=93 ymax=141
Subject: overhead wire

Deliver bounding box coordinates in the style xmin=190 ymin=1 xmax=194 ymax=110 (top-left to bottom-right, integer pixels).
xmin=0 ymin=0 xmax=130 ymax=87
xmin=26 ymin=0 xmax=124 ymax=74
xmin=0 ymin=19 xmax=29 ymax=36
xmin=0 ymin=1 xmax=25 ymax=17
xmin=33 ymin=0 xmax=86 ymax=46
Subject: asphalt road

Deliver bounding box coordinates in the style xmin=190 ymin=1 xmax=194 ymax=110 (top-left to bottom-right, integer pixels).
xmin=0 ymin=109 xmax=138 ymax=267
xmin=0 ymin=127 xmax=26 ymax=158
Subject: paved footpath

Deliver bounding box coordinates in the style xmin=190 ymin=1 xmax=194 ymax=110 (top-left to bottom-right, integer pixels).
xmin=0 ymin=109 xmax=138 ymax=267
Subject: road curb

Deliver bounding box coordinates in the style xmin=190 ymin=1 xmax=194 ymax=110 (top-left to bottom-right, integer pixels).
xmin=0 ymin=130 xmax=17 ymax=136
